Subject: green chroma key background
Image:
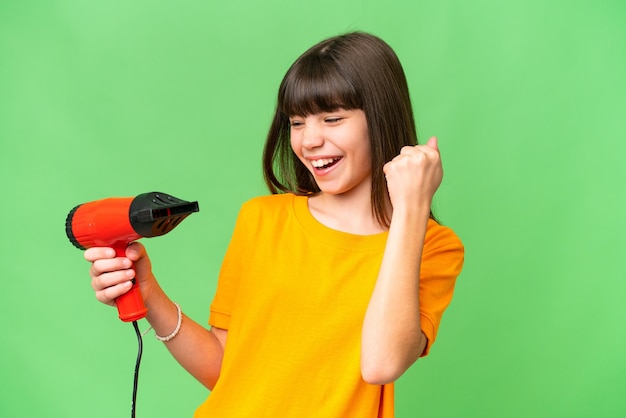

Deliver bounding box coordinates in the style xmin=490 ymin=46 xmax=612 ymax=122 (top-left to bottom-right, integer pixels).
xmin=1 ymin=1 xmax=624 ymax=417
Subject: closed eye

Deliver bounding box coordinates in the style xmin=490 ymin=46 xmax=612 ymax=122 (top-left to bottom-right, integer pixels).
xmin=325 ymin=117 xmax=343 ymax=123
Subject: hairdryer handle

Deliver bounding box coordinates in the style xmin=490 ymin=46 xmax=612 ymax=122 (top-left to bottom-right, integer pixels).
xmin=114 ymin=246 xmax=148 ymax=322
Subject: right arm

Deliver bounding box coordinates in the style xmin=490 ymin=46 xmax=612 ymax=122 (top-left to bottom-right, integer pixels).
xmin=85 ymin=242 xmax=226 ymax=390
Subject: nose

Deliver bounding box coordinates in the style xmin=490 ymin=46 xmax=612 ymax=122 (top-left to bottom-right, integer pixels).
xmin=301 ymin=121 xmax=324 ymax=149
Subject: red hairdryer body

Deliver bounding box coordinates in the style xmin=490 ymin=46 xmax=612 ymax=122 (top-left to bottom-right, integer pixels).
xmin=65 ymin=192 xmax=199 ymax=322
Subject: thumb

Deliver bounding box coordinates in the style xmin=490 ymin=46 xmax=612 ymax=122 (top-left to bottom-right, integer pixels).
xmin=426 ymin=136 xmax=439 ymax=151
xmin=126 ymin=241 xmax=147 ymax=262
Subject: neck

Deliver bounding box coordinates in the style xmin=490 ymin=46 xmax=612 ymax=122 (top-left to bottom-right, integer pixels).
xmin=307 ymin=191 xmax=386 ymax=235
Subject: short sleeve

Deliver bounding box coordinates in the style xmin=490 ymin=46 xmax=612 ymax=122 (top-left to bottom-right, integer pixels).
xmin=419 ymin=219 xmax=465 ymax=356
xmin=208 ymin=204 xmax=250 ymax=330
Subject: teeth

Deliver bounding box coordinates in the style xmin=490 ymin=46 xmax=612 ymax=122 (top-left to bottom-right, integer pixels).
xmin=311 ymin=158 xmax=339 ymax=168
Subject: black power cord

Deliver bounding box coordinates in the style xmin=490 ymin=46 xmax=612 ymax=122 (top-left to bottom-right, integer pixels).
xmin=131 ymin=320 xmax=144 ymax=418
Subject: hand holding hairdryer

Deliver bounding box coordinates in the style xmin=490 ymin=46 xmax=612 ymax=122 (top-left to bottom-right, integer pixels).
xmin=65 ymin=192 xmax=199 ymax=322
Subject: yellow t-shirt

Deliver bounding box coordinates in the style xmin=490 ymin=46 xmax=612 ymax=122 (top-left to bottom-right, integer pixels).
xmin=195 ymin=194 xmax=464 ymax=417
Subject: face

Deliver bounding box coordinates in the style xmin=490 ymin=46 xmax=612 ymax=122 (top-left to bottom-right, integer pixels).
xmin=289 ymin=109 xmax=371 ymax=198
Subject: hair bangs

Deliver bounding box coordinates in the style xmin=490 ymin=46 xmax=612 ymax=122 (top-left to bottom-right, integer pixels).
xmin=280 ymin=54 xmax=362 ymax=117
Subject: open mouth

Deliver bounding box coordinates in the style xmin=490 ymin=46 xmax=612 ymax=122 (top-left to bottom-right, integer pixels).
xmin=311 ymin=157 xmax=341 ymax=170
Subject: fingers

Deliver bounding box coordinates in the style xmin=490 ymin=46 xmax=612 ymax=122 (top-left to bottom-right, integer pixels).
xmin=383 ymin=136 xmax=444 ymax=208
xmin=84 ymin=246 xmax=116 ymax=262
xmin=95 ymin=280 xmax=133 ymax=306
xmin=84 ymin=246 xmax=136 ymax=306
xmin=90 ymin=258 xmax=133 ymax=285
xmin=83 ymin=242 xmax=153 ymax=307
xmin=84 ymin=242 xmax=146 ymax=263
xmin=88 ymin=251 xmax=132 ymax=277
xmin=388 ymin=140 xmax=440 ymax=174
xmin=398 ymin=137 xmax=438 ymax=156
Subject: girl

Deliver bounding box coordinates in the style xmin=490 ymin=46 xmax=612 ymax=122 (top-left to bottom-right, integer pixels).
xmin=86 ymin=32 xmax=464 ymax=417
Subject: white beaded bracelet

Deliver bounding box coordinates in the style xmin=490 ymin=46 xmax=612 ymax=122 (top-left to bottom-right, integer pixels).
xmin=155 ymin=302 xmax=182 ymax=342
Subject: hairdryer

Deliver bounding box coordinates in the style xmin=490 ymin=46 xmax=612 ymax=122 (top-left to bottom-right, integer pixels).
xmin=65 ymin=192 xmax=199 ymax=322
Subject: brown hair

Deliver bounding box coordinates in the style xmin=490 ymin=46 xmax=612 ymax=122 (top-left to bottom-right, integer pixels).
xmin=262 ymin=32 xmax=421 ymax=227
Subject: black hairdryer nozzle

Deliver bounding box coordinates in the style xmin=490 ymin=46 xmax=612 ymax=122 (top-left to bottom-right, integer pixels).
xmin=130 ymin=192 xmax=200 ymax=238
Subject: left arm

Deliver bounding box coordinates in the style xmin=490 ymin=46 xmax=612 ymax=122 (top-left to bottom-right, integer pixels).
xmin=361 ymin=137 xmax=442 ymax=385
